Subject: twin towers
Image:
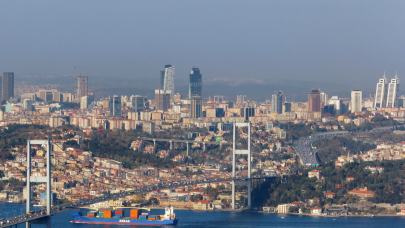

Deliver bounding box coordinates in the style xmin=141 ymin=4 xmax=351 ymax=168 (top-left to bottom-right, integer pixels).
xmin=375 ymin=72 xmax=399 ymax=108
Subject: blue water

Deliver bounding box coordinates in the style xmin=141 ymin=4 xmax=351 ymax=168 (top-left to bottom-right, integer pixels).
xmin=2 ymin=203 xmax=405 ymax=228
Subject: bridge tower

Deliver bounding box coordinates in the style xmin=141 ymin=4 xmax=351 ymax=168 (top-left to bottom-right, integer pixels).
xmin=231 ymin=122 xmax=252 ymax=210
xmin=26 ymin=138 xmax=52 ymax=228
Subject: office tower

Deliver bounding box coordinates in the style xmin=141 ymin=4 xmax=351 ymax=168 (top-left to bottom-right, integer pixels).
xmin=320 ymin=91 xmax=328 ymax=104
xmin=308 ymin=89 xmax=321 ymax=112
xmin=163 ymin=65 xmax=175 ymax=94
xmin=351 ymin=90 xmax=362 ymax=113
xmin=237 ymin=95 xmax=246 ymax=103
xmin=77 ymin=75 xmax=88 ymax=101
xmin=131 ymin=95 xmax=145 ymax=112
xmin=155 ymin=89 xmax=171 ymax=111
xmin=109 ymin=95 xmax=122 ymax=116
xmin=375 ymin=73 xmax=388 ymax=108
xmin=329 ymin=96 xmax=342 ymax=115
xmin=190 ymin=96 xmax=203 ymax=118
xmin=398 ymin=95 xmax=405 ymax=108
xmin=386 ymin=73 xmax=399 ymax=107
xmin=23 ymin=99 xmax=34 ymax=111
xmin=2 ymin=72 xmax=14 ymax=102
xmin=80 ymin=96 xmax=88 ymax=109
xmin=87 ymin=93 xmax=95 ymax=105
xmin=214 ymin=95 xmax=224 ymax=102
xmin=241 ymin=107 xmax=255 ymax=121
xmin=271 ymin=91 xmax=283 ymax=114
xmin=189 ymin=67 xmax=202 ymax=98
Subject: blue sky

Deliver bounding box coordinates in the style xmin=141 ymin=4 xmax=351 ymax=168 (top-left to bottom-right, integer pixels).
xmin=1 ymin=0 xmax=404 ymax=89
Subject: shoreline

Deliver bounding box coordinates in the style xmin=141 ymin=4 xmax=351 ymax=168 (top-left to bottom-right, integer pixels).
xmin=260 ymin=211 xmax=405 ymax=218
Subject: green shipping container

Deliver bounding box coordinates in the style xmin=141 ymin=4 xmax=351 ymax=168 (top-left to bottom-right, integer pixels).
xmin=216 ymin=137 xmax=223 ymax=142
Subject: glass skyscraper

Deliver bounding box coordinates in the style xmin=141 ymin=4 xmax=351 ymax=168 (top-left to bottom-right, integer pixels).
xmin=189 ymin=67 xmax=202 ymax=99
xmin=110 ymin=95 xmax=122 ymax=117
xmin=272 ymin=91 xmax=283 ymax=114
xmin=2 ymin=72 xmax=14 ymax=102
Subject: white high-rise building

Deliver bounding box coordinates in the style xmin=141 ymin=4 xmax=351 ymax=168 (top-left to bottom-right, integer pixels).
xmin=351 ymin=90 xmax=362 ymax=113
xmin=386 ymin=73 xmax=399 ymax=107
xmin=320 ymin=92 xmax=328 ymax=104
xmin=375 ymin=73 xmax=388 ymax=108
xmin=329 ymin=96 xmax=342 ymax=115
xmin=164 ymin=66 xmax=175 ymax=94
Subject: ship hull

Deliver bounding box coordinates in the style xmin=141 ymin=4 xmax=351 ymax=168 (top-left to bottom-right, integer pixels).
xmin=71 ymin=213 xmax=177 ymax=226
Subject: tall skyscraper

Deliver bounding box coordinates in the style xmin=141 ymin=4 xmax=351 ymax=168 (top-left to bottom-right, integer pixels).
xmin=109 ymin=95 xmax=122 ymax=116
xmin=190 ymin=96 xmax=203 ymax=118
xmin=131 ymin=95 xmax=145 ymax=112
xmin=155 ymin=89 xmax=171 ymax=111
xmin=77 ymin=75 xmax=88 ymax=101
xmin=351 ymin=90 xmax=362 ymax=113
xmin=308 ymin=89 xmax=321 ymax=112
xmin=375 ymin=73 xmax=388 ymax=108
xmin=237 ymin=95 xmax=246 ymax=103
xmin=160 ymin=64 xmax=171 ymax=89
xmin=163 ymin=65 xmax=175 ymax=94
xmin=2 ymin=72 xmax=14 ymax=102
xmin=329 ymin=96 xmax=342 ymax=115
xmin=271 ymin=91 xmax=283 ymax=114
xmin=386 ymin=73 xmax=399 ymax=107
xmin=189 ymin=67 xmax=202 ymax=99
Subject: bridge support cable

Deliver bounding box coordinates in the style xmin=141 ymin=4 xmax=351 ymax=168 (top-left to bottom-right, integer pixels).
xmin=26 ymin=138 xmax=52 ymax=228
xmin=232 ymin=122 xmax=252 ymax=210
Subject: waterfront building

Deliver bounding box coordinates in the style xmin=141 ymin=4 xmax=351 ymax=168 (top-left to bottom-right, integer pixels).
xmin=189 ymin=67 xmax=202 ymax=99
xmin=351 ymin=90 xmax=362 ymax=113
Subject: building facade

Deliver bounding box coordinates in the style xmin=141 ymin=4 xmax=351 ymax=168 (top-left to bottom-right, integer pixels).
xmin=190 ymin=96 xmax=203 ymax=118
xmin=375 ymin=73 xmax=388 ymax=108
xmin=77 ymin=75 xmax=88 ymax=102
xmin=2 ymin=72 xmax=14 ymax=102
xmin=163 ymin=65 xmax=175 ymax=94
xmin=272 ymin=91 xmax=283 ymax=114
xmin=386 ymin=74 xmax=399 ymax=107
xmin=308 ymin=89 xmax=321 ymax=112
xmin=351 ymin=90 xmax=362 ymax=113
xmin=189 ymin=67 xmax=202 ymax=99
xmin=155 ymin=89 xmax=171 ymax=111
xmin=110 ymin=95 xmax=122 ymax=116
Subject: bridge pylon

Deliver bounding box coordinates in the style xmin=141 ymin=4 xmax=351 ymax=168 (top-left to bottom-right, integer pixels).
xmin=26 ymin=138 xmax=52 ymax=228
xmin=231 ymin=122 xmax=251 ymax=210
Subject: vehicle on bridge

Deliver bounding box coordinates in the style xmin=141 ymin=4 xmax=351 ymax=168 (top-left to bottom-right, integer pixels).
xmin=71 ymin=206 xmax=177 ymax=226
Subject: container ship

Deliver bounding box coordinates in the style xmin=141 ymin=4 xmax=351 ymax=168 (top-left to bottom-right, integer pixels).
xmin=71 ymin=207 xmax=177 ymax=226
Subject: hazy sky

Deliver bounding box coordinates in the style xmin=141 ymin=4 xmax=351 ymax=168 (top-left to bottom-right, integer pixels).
xmin=1 ymin=0 xmax=404 ymax=88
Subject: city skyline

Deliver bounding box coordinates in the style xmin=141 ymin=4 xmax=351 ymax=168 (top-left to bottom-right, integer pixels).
xmin=1 ymin=1 xmax=404 ymax=87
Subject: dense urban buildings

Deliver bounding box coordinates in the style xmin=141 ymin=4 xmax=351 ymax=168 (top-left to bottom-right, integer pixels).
xmin=189 ymin=67 xmax=202 ymax=99
xmin=272 ymin=91 xmax=283 ymax=114
xmin=2 ymin=72 xmax=14 ymax=102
